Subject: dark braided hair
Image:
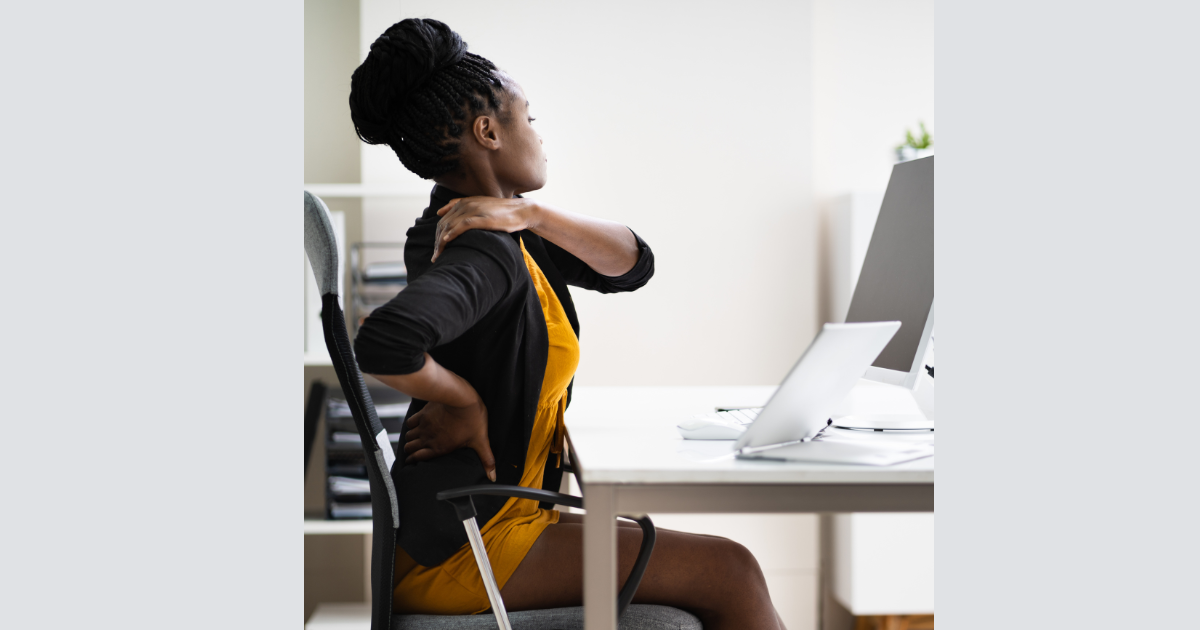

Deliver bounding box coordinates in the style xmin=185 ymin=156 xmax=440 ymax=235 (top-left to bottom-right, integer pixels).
xmin=349 ymin=19 xmax=509 ymax=180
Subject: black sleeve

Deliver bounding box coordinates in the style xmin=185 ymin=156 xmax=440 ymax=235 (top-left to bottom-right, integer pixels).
xmin=542 ymin=228 xmax=655 ymax=294
xmin=353 ymin=233 xmax=514 ymax=375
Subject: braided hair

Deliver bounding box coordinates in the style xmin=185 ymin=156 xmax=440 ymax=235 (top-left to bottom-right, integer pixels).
xmin=349 ymin=19 xmax=509 ymax=180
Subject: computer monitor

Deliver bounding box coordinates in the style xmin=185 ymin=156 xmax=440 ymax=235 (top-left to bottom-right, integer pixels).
xmin=844 ymin=155 xmax=934 ymax=390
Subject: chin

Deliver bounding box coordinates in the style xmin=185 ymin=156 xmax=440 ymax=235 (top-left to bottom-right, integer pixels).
xmin=517 ymin=176 xmax=547 ymax=195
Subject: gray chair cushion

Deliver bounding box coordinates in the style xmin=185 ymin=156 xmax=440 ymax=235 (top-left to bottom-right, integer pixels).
xmin=394 ymin=604 xmax=701 ymax=629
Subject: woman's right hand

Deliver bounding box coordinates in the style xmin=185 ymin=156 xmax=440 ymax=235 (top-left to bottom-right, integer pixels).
xmin=402 ymin=397 xmax=497 ymax=482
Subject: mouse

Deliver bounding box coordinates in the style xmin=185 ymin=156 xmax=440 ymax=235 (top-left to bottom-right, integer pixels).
xmin=677 ymin=416 xmax=746 ymax=440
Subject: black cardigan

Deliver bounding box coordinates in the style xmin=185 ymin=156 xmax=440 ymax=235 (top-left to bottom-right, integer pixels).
xmin=354 ymin=185 xmax=655 ymax=566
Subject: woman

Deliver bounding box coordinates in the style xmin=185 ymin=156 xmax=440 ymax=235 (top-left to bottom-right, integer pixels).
xmin=349 ymin=18 xmax=786 ymax=630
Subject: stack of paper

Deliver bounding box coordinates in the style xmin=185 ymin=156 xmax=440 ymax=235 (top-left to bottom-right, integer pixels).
xmin=330 ymin=503 xmax=372 ymax=519
xmin=328 ymin=476 xmax=371 ymax=496
xmin=327 ymin=398 xmax=410 ymax=419
xmin=330 ymin=431 xmax=399 ymax=444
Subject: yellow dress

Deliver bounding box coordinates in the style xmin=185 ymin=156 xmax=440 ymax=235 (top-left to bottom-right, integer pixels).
xmin=392 ymin=237 xmax=580 ymax=615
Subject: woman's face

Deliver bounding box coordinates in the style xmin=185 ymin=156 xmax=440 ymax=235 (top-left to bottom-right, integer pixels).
xmin=494 ymin=82 xmax=547 ymax=195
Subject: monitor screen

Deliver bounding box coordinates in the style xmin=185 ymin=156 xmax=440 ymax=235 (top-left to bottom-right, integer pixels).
xmin=844 ymin=156 xmax=934 ymax=376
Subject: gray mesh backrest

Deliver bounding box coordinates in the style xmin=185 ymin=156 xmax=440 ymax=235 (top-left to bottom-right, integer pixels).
xmin=304 ymin=191 xmax=341 ymax=296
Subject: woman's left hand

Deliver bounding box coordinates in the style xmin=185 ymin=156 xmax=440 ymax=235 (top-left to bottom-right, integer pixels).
xmin=432 ymin=197 xmax=538 ymax=262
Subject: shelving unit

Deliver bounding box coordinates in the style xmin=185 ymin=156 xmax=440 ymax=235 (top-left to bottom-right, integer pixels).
xmin=303 ymin=183 xmax=420 ymax=198
xmin=304 ymin=519 xmax=373 ymax=535
xmin=348 ymin=242 xmax=407 ymax=338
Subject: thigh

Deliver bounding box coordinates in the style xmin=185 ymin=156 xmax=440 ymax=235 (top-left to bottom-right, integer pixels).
xmin=500 ymin=513 xmax=753 ymax=617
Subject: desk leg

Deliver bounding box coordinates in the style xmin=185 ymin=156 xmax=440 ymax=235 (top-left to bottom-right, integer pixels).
xmin=583 ymin=483 xmax=617 ymax=630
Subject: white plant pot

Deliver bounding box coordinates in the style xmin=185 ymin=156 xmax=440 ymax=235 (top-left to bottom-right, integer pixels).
xmin=896 ymin=146 xmax=934 ymax=162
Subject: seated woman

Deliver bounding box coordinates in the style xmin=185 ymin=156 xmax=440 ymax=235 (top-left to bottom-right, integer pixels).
xmin=350 ymin=18 xmax=786 ymax=630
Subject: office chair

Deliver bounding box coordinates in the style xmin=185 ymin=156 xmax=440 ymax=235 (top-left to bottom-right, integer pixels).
xmin=304 ymin=192 xmax=702 ymax=630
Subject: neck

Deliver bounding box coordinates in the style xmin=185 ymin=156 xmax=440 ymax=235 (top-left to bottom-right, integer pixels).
xmin=434 ymin=171 xmax=514 ymax=199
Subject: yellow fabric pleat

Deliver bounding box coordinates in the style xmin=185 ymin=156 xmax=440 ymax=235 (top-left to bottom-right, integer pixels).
xmin=392 ymin=236 xmax=581 ymax=615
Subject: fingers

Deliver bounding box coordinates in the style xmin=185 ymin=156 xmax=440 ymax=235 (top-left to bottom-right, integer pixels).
xmin=432 ymin=213 xmax=479 ymax=263
xmin=402 ymin=414 xmax=422 ymax=453
xmin=433 ymin=198 xmax=512 ymax=263
xmin=435 ymin=198 xmax=461 ymax=217
xmin=431 ymin=225 xmax=445 ymax=262
xmin=432 ymin=199 xmax=467 ymax=262
xmin=471 ymin=437 xmax=497 ymax=482
xmin=406 ymin=447 xmax=436 ymax=462
xmin=439 ymin=217 xmax=473 ymax=245
xmin=403 ymin=436 xmax=425 ymax=455
xmin=431 ymin=220 xmax=464 ymax=263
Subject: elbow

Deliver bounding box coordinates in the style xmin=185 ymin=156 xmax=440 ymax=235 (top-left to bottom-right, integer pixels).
xmin=353 ymin=325 xmax=428 ymax=376
xmin=618 ymin=231 xmax=654 ymax=292
xmin=605 ymin=247 xmax=654 ymax=293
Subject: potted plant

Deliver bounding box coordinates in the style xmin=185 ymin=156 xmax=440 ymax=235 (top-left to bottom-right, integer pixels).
xmin=896 ymin=121 xmax=933 ymax=162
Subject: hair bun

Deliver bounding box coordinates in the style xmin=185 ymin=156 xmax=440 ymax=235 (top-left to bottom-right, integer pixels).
xmin=350 ymin=19 xmax=503 ymax=179
xmin=367 ymin=18 xmax=467 ymax=97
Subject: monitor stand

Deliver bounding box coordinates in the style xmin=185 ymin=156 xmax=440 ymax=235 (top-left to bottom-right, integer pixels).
xmin=832 ymin=374 xmax=935 ymax=431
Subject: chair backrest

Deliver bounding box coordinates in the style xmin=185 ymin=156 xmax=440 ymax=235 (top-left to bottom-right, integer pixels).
xmin=304 ymin=191 xmax=399 ymax=630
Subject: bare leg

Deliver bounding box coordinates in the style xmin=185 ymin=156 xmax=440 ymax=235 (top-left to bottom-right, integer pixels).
xmin=502 ymin=513 xmax=783 ymax=630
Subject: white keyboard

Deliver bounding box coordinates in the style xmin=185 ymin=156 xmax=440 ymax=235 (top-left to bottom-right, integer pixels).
xmin=677 ymin=407 xmax=765 ymax=440
xmin=710 ymin=407 xmax=762 ymax=426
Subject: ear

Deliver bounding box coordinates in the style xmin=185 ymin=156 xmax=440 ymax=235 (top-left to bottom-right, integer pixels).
xmin=470 ymin=114 xmax=502 ymax=151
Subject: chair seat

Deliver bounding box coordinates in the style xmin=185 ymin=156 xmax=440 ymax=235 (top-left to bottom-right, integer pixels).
xmin=394 ymin=604 xmax=701 ymax=629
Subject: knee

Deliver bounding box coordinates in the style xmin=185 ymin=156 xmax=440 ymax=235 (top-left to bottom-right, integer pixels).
xmin=713 ymin=537 xmax=765 ymax=583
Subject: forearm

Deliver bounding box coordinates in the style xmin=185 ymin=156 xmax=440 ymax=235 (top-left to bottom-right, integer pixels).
xmin=526 ymin=201 xmax=640 ymax=277
xmin=368 ymin=353 xmax=478 ymax=406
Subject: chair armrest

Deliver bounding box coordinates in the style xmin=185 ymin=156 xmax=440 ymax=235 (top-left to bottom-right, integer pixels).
xmin=436 ymin=485 xmax=584 ymax=521
xmin=618 ymin=516 xmax=656 ymax=616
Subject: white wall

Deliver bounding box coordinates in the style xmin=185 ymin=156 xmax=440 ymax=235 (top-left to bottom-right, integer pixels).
xmin=306 ymin=0 xmax=361 ymax=184
xmin=813 ymin=0 xmax=935 ymax=198
xmin=832 ymin=513 xmax=935 ymax=615
xmin=341 ymin=6 xmax=934 ymax=629
xmin=347 ymin=0 xmax=938 ymax=396
xmin=361 ymin=0 xmax=817 ymax=387
xmin=811 ymin=6 xmax=936 ymax=627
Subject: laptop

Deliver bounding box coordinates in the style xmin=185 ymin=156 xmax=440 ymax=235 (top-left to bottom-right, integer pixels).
xmin=681 ymin=321 xmax=934 ymax=466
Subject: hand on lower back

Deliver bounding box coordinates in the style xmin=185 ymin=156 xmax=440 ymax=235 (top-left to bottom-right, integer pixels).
xmin=402 ymin=399 xmax=497 ymax=482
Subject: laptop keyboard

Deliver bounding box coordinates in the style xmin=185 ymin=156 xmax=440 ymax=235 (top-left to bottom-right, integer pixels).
xmin=714 ymin=408 xmax=762 ymax=426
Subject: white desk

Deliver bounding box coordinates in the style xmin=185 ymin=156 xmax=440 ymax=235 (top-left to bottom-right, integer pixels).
xmin=565 ymin=386 xmax=934 ymax=630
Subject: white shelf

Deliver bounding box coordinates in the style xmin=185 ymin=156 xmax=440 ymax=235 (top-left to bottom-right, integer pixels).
xmin=305 ymin=602 xmax=370 ymax=629
xmin=304 ymin=348 xmax=332 ymax=366
xmin=304 ymin=519 xmax=373 ymax=535
xmin=304 ymin=183 xmax=426 ymax=198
